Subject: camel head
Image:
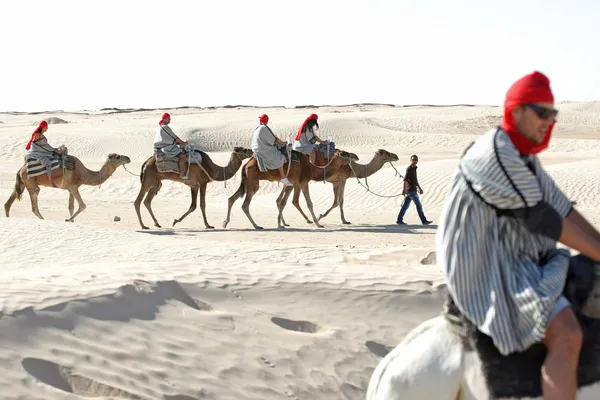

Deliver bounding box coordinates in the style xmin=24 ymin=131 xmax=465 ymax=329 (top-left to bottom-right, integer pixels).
xmin=233 ymin=146 xmax=253 ymax=160
xmin=335 ymin=149 xmax=359 ymax=163
xmin=375 ymin=149 xmax=399 ymax=163
xmin=106 ymin=153 xmax=131 ymax=166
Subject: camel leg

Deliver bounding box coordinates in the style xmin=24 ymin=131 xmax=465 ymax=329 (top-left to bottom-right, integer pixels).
xmin=276 ymin=185 xmax=294 ymax=229
xmin=133 ymin=185 xmax=153 ymax=230
xmin=223 ymin=174 xmax=247 ymax=229
xmin=65 ymin=187 xmax=86 ymax=222
xmin=68 ymin=193 xmax=75 ymax=218
xmin=318 ymin=182 xmax=341 ymax=222
xmin=143 ymin=188 xmax=162 ymax=228
xmin=299 ymin=182 xmax=324 ymax=228
xmin=173 ymin=186 xmax=199 ymax=227
xmin=26 ymin=184 xmax=45 ymax=220
xmin=291 ymin=184 xmax=313 ymax=224
xmin=5 ymin=170 xmax=26 ymax=217
xmin=337 ymin=181 xmax=351 ymax=224
xmin=198 ymin=183 xmax=214 ymax=229
xmin=241 ymin=188 xmax=263 ymax=230
xmin=4 ymin=192 xmax=17 ymax=217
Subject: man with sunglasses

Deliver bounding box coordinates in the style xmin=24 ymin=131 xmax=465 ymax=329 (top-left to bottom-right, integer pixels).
xmin=437 ymin=71 xmax=600 ymax=399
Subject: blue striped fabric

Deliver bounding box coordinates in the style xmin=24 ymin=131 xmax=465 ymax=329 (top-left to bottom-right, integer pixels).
xmin=26 ymin=156 xmax=60 ymax=178
xmin=437 ymin=127 xmax=573 ymax=355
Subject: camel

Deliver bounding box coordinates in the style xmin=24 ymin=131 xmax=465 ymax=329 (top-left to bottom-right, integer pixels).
xmin=5 ymin=153 xmax=132 ymax=222
xmin=222 ymin=149 xmax=358 ymax=230
xmin=134 ymin=147 xmax=253 ymax=230
xmin=278 ymin=149 xmax=399 ymax=227
xmin=366 ymin=257 xmax=600 ymax=400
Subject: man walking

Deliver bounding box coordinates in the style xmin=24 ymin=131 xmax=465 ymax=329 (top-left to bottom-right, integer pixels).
xmin=396 ymin=154 xmax=432 ymax=225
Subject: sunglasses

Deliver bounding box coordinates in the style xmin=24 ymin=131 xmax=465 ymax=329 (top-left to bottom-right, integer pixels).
xmin=523 ymin=103 xmax=558 ymax=121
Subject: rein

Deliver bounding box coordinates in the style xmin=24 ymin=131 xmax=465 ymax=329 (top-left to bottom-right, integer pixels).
xmin=348 ymin=159 xmax=407 ymax=198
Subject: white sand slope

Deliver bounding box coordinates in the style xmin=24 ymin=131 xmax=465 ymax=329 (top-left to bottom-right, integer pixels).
xmin=0 ymin=102 xmax=599 ymax=399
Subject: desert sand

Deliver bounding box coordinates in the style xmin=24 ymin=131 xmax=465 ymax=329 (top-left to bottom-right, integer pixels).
xmin=1 ymin=102 xmax=599 ymax=399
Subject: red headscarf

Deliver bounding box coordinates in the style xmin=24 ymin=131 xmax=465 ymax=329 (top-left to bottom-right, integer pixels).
xmin=259 ymin=114 xmax=269 ymax=124
xmin=25 ymin=120 xmax=48 ymax=150
xmin=295 ymin=113 xmax=318 ymax=141
xmin=500 ymin=71 xmax=555 ymax=154
xmin=159 ymin=112 xmax=170 ymax=125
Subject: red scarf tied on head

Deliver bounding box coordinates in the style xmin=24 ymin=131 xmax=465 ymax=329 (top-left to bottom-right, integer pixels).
xmin=500 ymin=71 xmax=555 ymax=155
xmin=159 ymin=112 xmax=170 ymax=125
xmin=295 ymin=113 xmax=318 ymax=141
xmin=259 ymin=114 xmax=269 ymax=124
xmin=25 ymin=120 xmax=48 ymax=150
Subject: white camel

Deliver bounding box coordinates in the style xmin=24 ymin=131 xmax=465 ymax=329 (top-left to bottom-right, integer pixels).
xmin=366 ymin=263 xmax=600 ymax=400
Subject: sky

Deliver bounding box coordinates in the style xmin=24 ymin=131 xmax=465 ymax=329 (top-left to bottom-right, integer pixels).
xmin=1 ymin=0 xmax=599 ymax=112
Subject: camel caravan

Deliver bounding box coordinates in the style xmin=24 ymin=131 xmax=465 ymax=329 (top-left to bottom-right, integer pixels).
xmin=4 ymin=113 xmax=402 ymax=230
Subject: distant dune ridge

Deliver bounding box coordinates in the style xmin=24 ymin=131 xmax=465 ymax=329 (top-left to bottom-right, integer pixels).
xmin=0 ymin=102 xmax=599 ymax=399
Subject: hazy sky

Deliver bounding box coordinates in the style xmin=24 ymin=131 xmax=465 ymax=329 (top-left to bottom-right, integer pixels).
xmin=2 ymin=0 xmax=598 ymax=112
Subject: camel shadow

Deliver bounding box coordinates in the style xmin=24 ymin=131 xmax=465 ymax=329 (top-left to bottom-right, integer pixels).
xmin=171 ymin=224 xmax=437 ymax=234
xmin=136 ymin=229 xmax=178 ymax=235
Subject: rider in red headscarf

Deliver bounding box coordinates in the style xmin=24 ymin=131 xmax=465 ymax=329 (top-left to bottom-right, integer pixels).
xmin=26 ymin=120 xmax=61 ymax=187
xmin=154 ymin=112 xmax=190 ymax=179
xmin=438 ymin=71 xmax=600 ymax=399
xmin=293 ymin=113 xmax=329 ymax=165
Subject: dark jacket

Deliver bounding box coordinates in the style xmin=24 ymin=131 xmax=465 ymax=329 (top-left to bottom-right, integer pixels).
xmin=403 ymin=164 xmax=420 ymax=193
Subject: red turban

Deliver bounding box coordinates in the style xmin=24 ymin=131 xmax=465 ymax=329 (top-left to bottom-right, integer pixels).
xmin=259 ymin=114 xmax=269 ymax=124
xmin=295 ymin=113 xmax=318 ymax=141
xmin=500 ymin=71 xmax=555 ymax=154
xmin=159 ymin=112 xmax=170 ymax=125
xmin=25 ymin=120 xmax=48 ymax=150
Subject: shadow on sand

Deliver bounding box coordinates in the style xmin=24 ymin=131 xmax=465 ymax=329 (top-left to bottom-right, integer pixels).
xmin=135 ymin=223 xmax=437 ymax=235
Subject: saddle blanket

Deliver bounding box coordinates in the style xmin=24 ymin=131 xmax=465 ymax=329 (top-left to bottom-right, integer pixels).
xmin=25 ymin=155 xmax=75 ymax=178
xmin=155 ymin=150 xmax=203 ymax=174
xmin=255 ymin=149 xmax=300 ymax=172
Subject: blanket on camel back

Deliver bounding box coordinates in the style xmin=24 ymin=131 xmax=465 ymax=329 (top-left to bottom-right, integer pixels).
xmin=25 ymin=152 xmax=76 ymax=178
xmin=444 ymin=254 xmax=600 ymax=399
xmin=154 ymin=149 xmax=203 ymax=174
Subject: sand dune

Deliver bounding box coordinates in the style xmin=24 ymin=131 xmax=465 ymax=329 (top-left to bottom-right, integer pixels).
xmin=1 ymin=103 xmax=599 ymax=399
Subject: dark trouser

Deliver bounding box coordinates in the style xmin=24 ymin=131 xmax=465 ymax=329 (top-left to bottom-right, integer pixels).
xmin=397 ymin=191 xmax=427 ymax=223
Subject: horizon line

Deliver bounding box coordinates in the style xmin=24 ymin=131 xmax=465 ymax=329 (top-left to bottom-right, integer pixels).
xmin=0 ymin=99 xmax=594 ymax=116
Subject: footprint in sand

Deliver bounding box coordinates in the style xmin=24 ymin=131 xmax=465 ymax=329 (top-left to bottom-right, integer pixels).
xmin=22 ymin=357 xmax=142 ymax=399
xmin=260 ymin=356 xmax=276 ymax=368
xmin=420 ymin=251 xmax=436 ymax=265
xmin=365 ymin=340 xmax=394 ymax=358
xmin=270 ymin=317 xmax=327 ymax=334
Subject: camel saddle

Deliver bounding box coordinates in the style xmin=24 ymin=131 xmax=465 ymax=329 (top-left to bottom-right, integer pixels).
xmin=444 ymin=254 xmax=600 ymax=399
xmin=313 ymin=142 xmax=337 ymax=166
xmin=277 ymin=146 xmax=301 ymax=163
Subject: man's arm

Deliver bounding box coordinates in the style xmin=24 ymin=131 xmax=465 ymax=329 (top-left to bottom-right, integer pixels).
xmin=401 ymin=167 xmax=410 ymax=195
xmin=569 ymin=208 xmax=600 ymax=243
xmin=560 ymin=211 xmax=600 ymax=261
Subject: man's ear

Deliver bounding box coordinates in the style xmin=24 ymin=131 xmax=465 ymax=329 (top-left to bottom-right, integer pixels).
xmin=510 ymin=106 xmax=523 ymax=122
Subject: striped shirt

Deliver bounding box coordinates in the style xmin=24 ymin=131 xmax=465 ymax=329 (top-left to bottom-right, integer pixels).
xmin=436 ymin=127 xmax=573 ymax=355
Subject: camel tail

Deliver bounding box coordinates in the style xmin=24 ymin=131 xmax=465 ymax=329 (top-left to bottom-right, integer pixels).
xmin=14 ymin=172 xmax=24 ymax=201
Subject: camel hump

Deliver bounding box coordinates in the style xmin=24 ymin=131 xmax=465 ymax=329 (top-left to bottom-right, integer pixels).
xmin=444 ymin=255 xmax=600 ymax=398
